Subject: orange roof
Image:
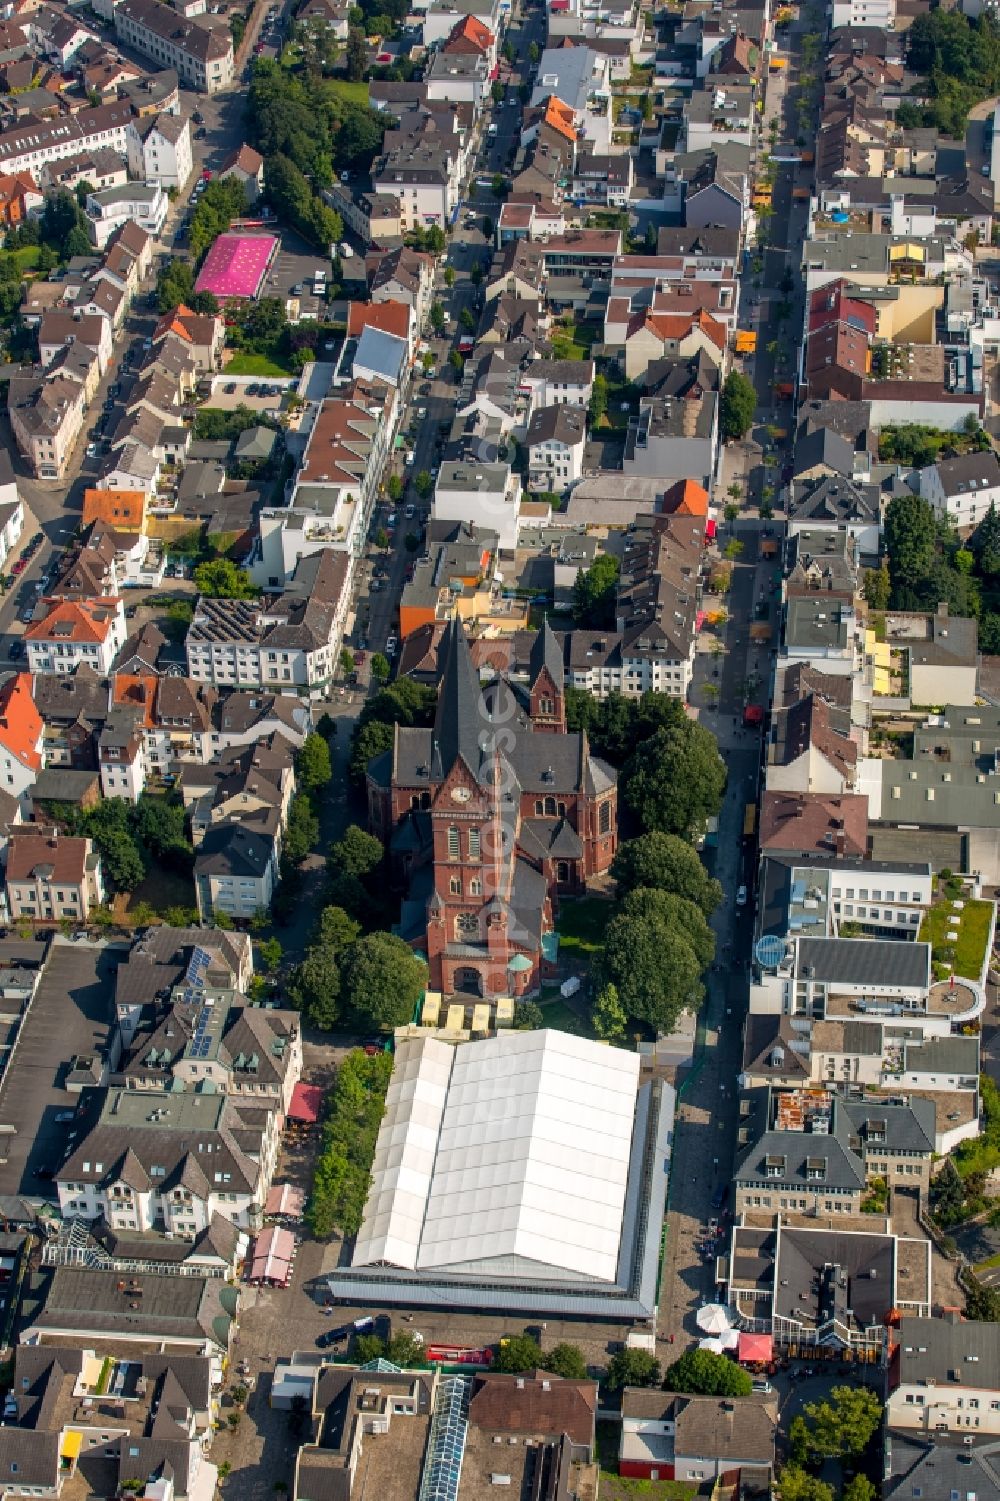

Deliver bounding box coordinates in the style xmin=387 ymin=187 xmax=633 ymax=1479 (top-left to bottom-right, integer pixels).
xmin=543 ymin=96 xmax=576 ymax=144
xmin=0 ymin=673 xmax=42 ymax=771
xmin=154 ymin=303 xmax=196 ymax=344
xmin=112 ymin=673 xmax=157 ymax=729
xmin=640 ymin=308 xmax=727 ymax=352
xmin=26 ymin=599 xmax=120 ymax=645
xmin=446 ymin=12 xmax=494 ymax=50
xmin=0 ymin=170 xmax=38 ymax=203
xmin=83 ymin=488 xmax=146 ymax=532
xmin=663 ymin=478 xmax=710 ymax=517
xmin=346 ymin=299 xmax=411 ymax=341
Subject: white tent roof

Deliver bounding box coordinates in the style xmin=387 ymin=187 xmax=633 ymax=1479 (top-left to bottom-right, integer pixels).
xmin=352 ymin=1029 xmax=641 ymax=1284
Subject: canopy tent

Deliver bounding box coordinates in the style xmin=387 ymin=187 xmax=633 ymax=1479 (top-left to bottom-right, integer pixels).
xmin=738 ymin=1331 xmax=773 ymax=1363
xmin=248 ymin=1227 xmax=295 ymax=1286
xmin=288 ymin=1082 xmax=323 ymax=1124
xmin=696 ymin=1303 xmax=731 ymax=1336
xmin=698 ymin=1336 xmax=725 ymax=1354
xmin=720 ymin=1328 xmax=740 ymax=1351
xmin=265 ymin=1183 xmax=305 ymax=1219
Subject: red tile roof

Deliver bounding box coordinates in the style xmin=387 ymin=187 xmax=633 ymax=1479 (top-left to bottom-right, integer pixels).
xmin=6 ymin=828 xmax=89 ymax=884
xmin=445 ymin=13 xmax=494 ymax=53
xmin=346 ymin=299 xmax=411 ymax=341
xmin=26 ymin=598 xmax=120 ymax=644
xmin=112 ymin=673 xmax=157 ymax=729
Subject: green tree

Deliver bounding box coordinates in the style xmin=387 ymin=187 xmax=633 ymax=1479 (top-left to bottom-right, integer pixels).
xmin=619 ymin=889 xmax=715 ymax=970
xmin=292 ymin=942 xmax=341 ymax=1028
xmin=259 ymin=936 xmax=283 ymax=973
xmin=284 ymin=793 xmax=320 ymax=863
xmin=340 ymin=648 xmax=356 ymax=677
xmin=884 ymin=491 xmax=937 ymax=599
xmin=370 ymin=652 xmax=391 ymax=684
xmin=470 ymin=260 xmax=483 ymax=286
xmin=342 ymin=932 xmax=426 ymax=1029
xmin=540 ymin=1344 xmax=587 ymax=1379
xmin=429 ymin=301 xmax=445 ymax=333
xmin=96 ymin=827 xmax=145 ymax=890
xmin=386 ymin=473 xmax=403 ymax=502
xmin=444 ymin=266 xmax=455 ymax=287
xmin=353 ymin=1333 xmax=385 ymax=1363
xmin=528 ymin=40 xmax=540 ymax=62
xmin=492 ymin=1336 xmax=543 ymax=1372
xmin=332 ymin=824 xmax=383 ymax=877
xmin=157 ymin=259 xmax=195 ymax=313
xmin=459 ymin=306 xmax=475 ymax=332
xmin=491 ymin=172 xmax=507 ymax=199
xmin=415 ymin=469 xmax=434 ymax=499
xmin=599 ymin=908 xmax=704 ymax=1036
xmin=720 ymin=371 xmax=756 ymax=441
xmin=513 ymin=1000 xmax=544 ymax=1029
xmin=663 ymin=1350 xmax=752 ymax=1397
xmin=386 ymin=1332 xmax=428 ymax=1367
xmin=589 ymin=372 xmax=608 ymax=427
xmin=375 ymin=527 xmax=390 ymax=550
xmin=862 ymin=563 xmax=890 ymax=611
xmin=977 ymin=500 xmax=1000 ymax=575
xmin=297 ymin=732 xmax=333 ymax=794
xmin=345 ymin=26 xmax=368 ymax=80
xmin=965 ymin=1272 xmax=1000 ymax=1321
xmin=189 ymin=290 xmax=219 ymax=315
xmin=492 ymin=79 xmax=505 ymax=102
xmin=605 ymin=1349 xmax=660 ymax=1390
xmin=611 ymin=833 xmax=722 ymax=915
xmin=775 ymin=1469 xmax=834 ymax=1501
xmin=317 ymin=905 xmax=362 ymax=952
xmin=622 ymin=722 xmax=726 ymax=840
xmin=841 ymin=1479 xmax=876 ymax=1501
xmin=573 ymin=553 xmax=620 ymax=628
xmin=193 ymin=559 xmax=257 ymax=599
xmin=592 ymin=982 xmax=627 ymax=1042
xmin=799 ymin=1387 xmax=882 ymax=1463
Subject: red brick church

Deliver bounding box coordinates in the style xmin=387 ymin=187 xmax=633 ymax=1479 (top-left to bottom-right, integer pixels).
xmin=366 ymin=618 xmax=618 ymax=998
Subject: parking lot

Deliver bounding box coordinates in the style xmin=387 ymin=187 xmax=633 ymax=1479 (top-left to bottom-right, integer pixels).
xmin=257 ymin=238 xmax=334 ymax=320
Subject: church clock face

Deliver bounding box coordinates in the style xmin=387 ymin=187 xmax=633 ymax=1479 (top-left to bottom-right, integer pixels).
xmin=451 ymin=786 xmax=472 ymax=803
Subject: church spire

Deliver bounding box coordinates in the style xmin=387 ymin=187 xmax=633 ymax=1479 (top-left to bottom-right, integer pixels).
xmin=432 ymin=616 xmax=485 ymax=779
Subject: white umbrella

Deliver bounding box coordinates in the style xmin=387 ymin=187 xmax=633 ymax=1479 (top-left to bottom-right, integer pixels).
xmin=720 ymin=1327 xmax=740 ymax=1350
xmin=699 ymin=1336 xmax=725 ymax=1354
xmin=696 ymin=1303 xmax=731 ymax=1336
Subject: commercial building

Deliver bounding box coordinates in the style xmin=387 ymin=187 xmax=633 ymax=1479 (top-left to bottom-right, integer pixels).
xmin=330 ymin=1027 xmax=673 ymax=1318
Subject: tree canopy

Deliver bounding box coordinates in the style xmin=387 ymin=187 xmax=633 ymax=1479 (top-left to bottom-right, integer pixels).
xmin=611 ymin=832 xmax=722 ymax=915
xmin=573 ymin=554 xmax=620 ymax=628
xmin=622 ymin=722 xmax=726 ymax=840
xmin=341 ymin=932 xmax=427 ymax=1030
xmin=297 ymin=732 xmax=332 ymax=794
xmin=663 ymin=1350 xmax=752 ymax=1397
xmin=307 ymin=1049 xmax=392 ymax=1238
xmin=491 ymin=1336 xmax=543 ymax=1373
xmin=720 ymin=371 xmax=756 ymax=441
xmin=193 ymin=559 xmax=258 ymax=599
xmin=598 ymin=899 xmax=706 ymax=1036
xmin=605 ymin=1349 xmax=661 ymax=1390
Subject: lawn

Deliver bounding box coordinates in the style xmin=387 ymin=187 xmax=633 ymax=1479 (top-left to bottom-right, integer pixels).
xmin=549 ymin=320 xmax=601 ymax=361
xmin=538 ymin=993 xmax=596 ymax=1039
xmin=225 ymin=351 xmax=294 ymax=377
xmin=324 ymin=78 xmax=370 ymax=105
xmin=919 ymin=895 xmax=994 ymax=981
xmin=0 ymin=246 xmax=40 ymax=276
xmin=127 ymin=867 xmax=197 ymax=918
xmin=557 ymin=895 xmax=613 ymax=957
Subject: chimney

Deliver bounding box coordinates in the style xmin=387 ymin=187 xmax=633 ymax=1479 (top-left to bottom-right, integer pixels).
xmin=936 ymin=600 xmax=949 ymax=620
xmin=835 ymin=830 xmax=846 ymax=855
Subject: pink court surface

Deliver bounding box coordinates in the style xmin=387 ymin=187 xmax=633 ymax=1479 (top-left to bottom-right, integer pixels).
xmin=194 ymin=232 xmax=278 ymax=300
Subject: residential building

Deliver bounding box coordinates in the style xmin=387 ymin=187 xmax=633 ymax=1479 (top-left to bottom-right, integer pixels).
xmin=0 ymin=1343 xmax=219 ymax=1501
xmin=619 ymin=1392 xmax=776 ymax=1488
xmin=398 ymin=521 xmax=528 ymax=640
xmin=38 ymin=310 xmax=112 ymax=379
xmin=115 ymin=0 xmax=234 ymax=92
xmin=526 ymin=404 xmax=586 ymax=493
xmin=85 ymin=182 xmax=168 ymax=248
xmin=8 ymin=368 xmax=85 ymax=481
xmin=57 ymin=1085 xmax=281 ymax=1233
xmin=887 ymin=1313 xmax=1000 ymax=1434
xmin=152 ymin=302 xmax=224 ymax=372
xmin=531 ymin=47 xmax=612 ymax=152
xmin=194 ymin=818 xmax=280 ymax=922
xmin=187 ymin=550 xmax=350 ymax=694
xmin=918 ymin=449 xmax=1000 ymax=531
xmin=0 ymin=169 xmax=42 ymax=226
xmin=0 ymin=100 xmax=133 ymax=178
xmin=432 ymin=461 xmax=523 ymax=551
xmin=0 ymin=672 xmax=43 ymax=803
xmin=26 ymin=598 xmax=126 ymax=677
xmin=20 ymin=1266 xmax=238 ymax=1357
xmin=219 ymin=143 xmax=264 ymax=201
xmin=126 ymin=109 xmax=192 ymax=188
xmin=5 ymin=826 xmax=104 ymax=921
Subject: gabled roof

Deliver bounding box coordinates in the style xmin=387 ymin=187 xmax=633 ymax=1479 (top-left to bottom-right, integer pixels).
xmin=26 ymin=597 xmax=120 ymax=644
xmin=469 ymin=1371 xmax=596 ymax=1447
xmin=542 ymin=95 xmax=576 ymax=144
xmin=346 ymin=299 xmax=411 ymax=341
xmin=0 ymin=672 xmax=42 ymax=771
xmin=661 ymin=478 xmax=709 ymax=516
xmin=445 ymin=12 xmax=493 ymax=52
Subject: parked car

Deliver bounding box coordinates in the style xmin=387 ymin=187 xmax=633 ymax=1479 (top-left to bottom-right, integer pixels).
xmin=8 ymin=642 xmax=23 ymax=660
xmin=386 ymin=635 xmax=398 ymax=655
xmin=736 ymin=884 xmax=747 ymax=907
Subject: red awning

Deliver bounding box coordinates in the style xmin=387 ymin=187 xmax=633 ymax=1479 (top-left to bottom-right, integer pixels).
xmin=706 ymin=518 xmax=717 ymax=539
xmin=738 ymin=1332 xmax=773 ymax=1363
xmin=288 ymin=1082 xmax=323 ymax=1124
xmin=248 ymin=1227 xmax=295 ymax=1285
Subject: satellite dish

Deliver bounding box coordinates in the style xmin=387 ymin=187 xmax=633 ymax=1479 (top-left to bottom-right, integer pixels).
xmin=755 ymin=934 xmax=786 ymax=970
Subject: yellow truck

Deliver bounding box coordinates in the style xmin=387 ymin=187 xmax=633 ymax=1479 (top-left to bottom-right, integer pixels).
xmin=769 ymin=55 xmax=788 ymax=71
xmin=735 ymin=329 xmax=758 ymax=354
